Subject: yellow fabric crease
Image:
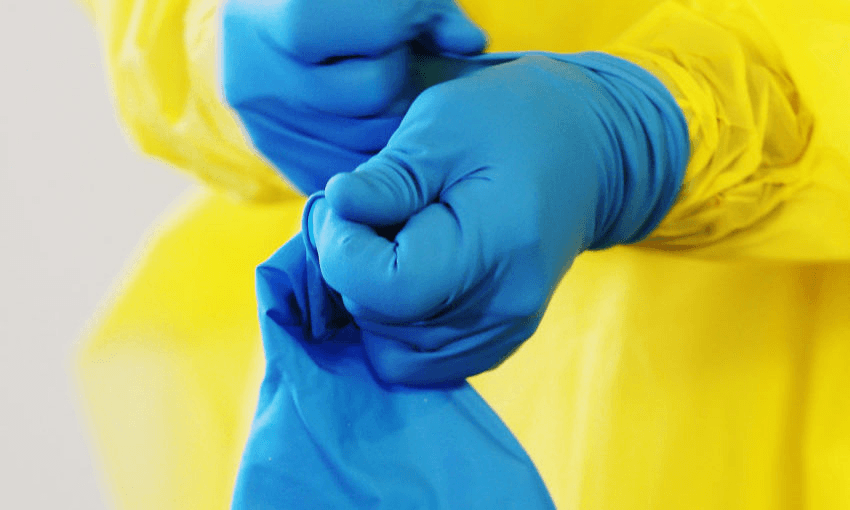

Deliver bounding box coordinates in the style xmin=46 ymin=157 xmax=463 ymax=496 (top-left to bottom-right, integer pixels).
xmin=80 ymin=0 xmax=296 ymax=201
xmin=607 ymin=2 xmax=849 ymax=259
xmin=76 ymin=0 xmax=850 ymax=508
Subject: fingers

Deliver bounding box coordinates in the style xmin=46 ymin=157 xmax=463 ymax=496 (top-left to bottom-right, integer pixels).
xmin=233 ymin=105 xmax=374 ymax=193
xmin=251 ymin=0 xmax=486 ymax=63
xmin=307 ymin=196 xmax=467 ymax=322
xmin=222 ymin=0 xmax=488 ymax=116
xmin=222 ymin=22 xmax=411 ymax=116
xmin=266 ymin=0 xmax=432 ymax=62
xmin=323 ymin=82 xmax=469 ymax=225
xmin=422 ymin=2 xmax=488 ymax=56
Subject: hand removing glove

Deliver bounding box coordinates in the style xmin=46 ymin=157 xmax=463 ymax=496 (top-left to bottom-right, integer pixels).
xmin=307 ymin=52 xmax=690 ymax=385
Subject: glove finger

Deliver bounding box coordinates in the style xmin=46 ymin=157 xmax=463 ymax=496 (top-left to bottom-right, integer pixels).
xmin=236 ymin=105 xmax=383 ymax=193
xmin=422 ymin=1 xmax=488 ymax=56
xmin=276 ymin=0 xmax=429 ymax=62
xmin=238 ymin=0 xmax=482 ymax=63
xmin=323 ymin=105 xmax=465 ymax=226
xmin=308 ymin=196 xmax=468 ymax=322
xmin=223 ymin=23 xmax=411 ymax=118
xmin=253 ymin=101 xmax=402 ymax=154
xmin=322 ymin=53 xmax=535 ymax=222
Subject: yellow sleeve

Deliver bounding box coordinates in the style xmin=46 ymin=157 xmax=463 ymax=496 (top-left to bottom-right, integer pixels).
xmin=80 ymin=0 xmax=296 ymax=202
xmin=607 ymin=0 xmax=850 ymax=261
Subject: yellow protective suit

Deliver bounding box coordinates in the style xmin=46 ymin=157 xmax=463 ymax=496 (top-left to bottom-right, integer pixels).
xmin=76 ymin=0 xmax=850 ymax=508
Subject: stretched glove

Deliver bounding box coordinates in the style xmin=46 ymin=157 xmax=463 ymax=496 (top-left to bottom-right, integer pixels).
xmin=231 ymin=232 xmax=555 ymax=509
xmin=308 ymin=52 xmax=690 ymax=385
xmin=220 ymin=0 xmax=487 ymax=194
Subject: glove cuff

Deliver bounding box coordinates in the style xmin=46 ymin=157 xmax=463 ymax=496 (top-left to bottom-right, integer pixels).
xmin=551 ymin=51 xmax=690 ymax=250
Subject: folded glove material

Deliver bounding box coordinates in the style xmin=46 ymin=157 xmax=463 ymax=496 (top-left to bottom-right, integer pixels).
xmin=231 ymin=230 xmax=555 ymax=509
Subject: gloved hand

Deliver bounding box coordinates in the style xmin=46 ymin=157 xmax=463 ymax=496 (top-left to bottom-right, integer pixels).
xmin=220 ymin=0 xmax=487 ymax=194
xmin=307 ymin=52 xmax=690 ymax=385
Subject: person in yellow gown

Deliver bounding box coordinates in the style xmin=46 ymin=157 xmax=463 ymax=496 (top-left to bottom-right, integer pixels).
xmin=75 ymin=0 xmax=850 ymax=508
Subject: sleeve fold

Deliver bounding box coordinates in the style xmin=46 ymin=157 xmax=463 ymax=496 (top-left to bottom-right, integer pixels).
xmin=83 ymin=0 xmax=297 ymax=202
xmin=607 ymin=1 xmax=850 ymax=260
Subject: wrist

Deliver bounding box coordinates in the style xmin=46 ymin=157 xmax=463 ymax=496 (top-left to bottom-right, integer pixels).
xmin=550 ymin=52 xmax=690 ymax=250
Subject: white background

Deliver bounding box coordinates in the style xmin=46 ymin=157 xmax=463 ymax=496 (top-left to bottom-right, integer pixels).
xmin=1 ymin=1 xmax=191 ymax=507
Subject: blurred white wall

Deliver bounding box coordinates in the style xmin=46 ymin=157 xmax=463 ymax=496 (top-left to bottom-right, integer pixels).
xmin=0 ymin=1 xmax=191 ymax=508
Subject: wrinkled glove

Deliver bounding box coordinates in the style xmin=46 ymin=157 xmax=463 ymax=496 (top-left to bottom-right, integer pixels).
xmin=231 ymin=233 xmax=555 ymax=509
xmin=308 ymin=52 xmax=689 ymax=385
xmin=220 ymin=0 xmax=487 ymax=194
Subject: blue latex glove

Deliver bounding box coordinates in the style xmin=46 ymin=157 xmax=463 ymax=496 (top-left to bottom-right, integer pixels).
xmin=220 ymin=0 xmax=487 ymax=194
xmin=231 ymin=232 xmax=555 ymax=509
xmin=308 ymin=52 xmax=689 ymax=385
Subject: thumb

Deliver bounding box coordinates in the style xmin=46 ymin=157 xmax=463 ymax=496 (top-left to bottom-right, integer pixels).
xmin=324 ymin=148 xmax=444 ymax=227
xmin=425 ymin=2 xmax=488 ymax=56
xmin=324 ymin=69 xmax=483 ymax=226
xmin=306 ymin=194 xmax=467 ymax=322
